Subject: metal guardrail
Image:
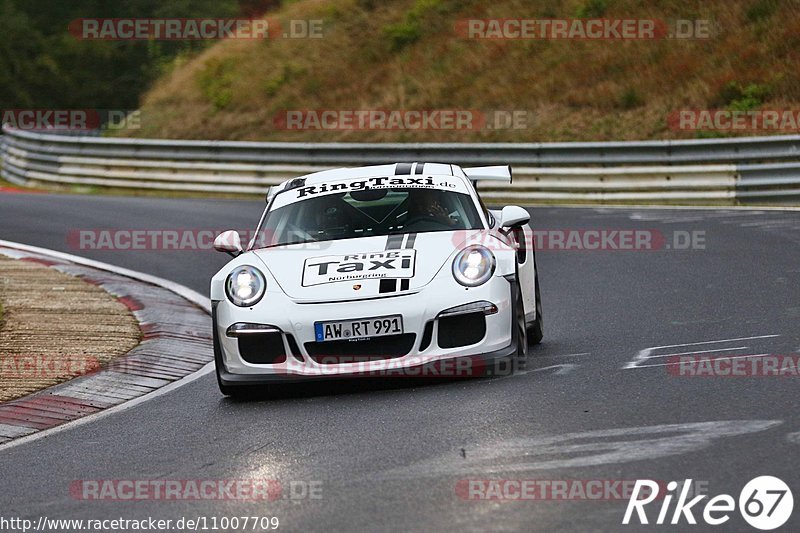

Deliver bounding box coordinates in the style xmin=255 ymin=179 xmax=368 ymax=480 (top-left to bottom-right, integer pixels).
xmin=2 ymin=125 xmax=799 ymax=204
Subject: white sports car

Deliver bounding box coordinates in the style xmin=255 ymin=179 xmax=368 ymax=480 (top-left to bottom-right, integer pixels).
xmin=210 ymin=162 xmax=542 ymax=396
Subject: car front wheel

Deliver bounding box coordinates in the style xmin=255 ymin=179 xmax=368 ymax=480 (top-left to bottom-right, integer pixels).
xmin=512 ymin=274 xmax=528 ymax=358
xmin=527 ymin=270 xmax=544 ymax=345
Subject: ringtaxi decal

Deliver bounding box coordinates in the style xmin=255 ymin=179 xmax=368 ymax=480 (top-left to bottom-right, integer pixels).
xmin=623 ymin=476 xmax=793 ymax=530
xmin=301 ymin=250 xmax=415 ymax=287
xmin=294 ymin=177 xmax=458 ymax=199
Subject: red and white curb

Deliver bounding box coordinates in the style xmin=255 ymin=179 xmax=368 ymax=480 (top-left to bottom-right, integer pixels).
xmin=0 ymin=240 xmax=213 ymax=450
xmin=0 ymin=186 xmax=42 ymax=195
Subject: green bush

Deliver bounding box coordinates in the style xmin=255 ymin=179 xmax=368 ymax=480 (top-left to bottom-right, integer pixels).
xmin=729 ymin=84 xmax=770 ymax=111
xmin=716 ymin=82 xmax=770 ymax=111
xmin=619 ymin=88 xmax=643 ymax=110
xmin=575 ymin=0 xmax=608 ymax=18
xmin=263 ymin=63 xmax=308 ymax=98
xmin=384 ymin=21 xmax=423 ymax=51
xmin=0 ymin=0 xmax=246 ymax=110
xmin=383 ymin=0 xmax=447 ymax=52
xmin=746 ymin=0 xmax=779 ymax=22
xmin=197 ymin=58 xmax=236 ymax=110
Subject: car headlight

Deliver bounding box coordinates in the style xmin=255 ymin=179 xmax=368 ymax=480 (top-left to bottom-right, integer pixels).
xmin=225 ymin=265 xmax=266 ymax=307
xmin=452 ymin=246 xmax=495 ymax=287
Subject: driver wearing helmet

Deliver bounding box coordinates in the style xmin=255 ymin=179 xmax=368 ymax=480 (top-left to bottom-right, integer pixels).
xmin=406 ymin=188 xmax=456 ymax=226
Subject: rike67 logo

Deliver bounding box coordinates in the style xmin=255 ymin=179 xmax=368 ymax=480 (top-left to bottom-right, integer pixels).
xmin=623 ymin=476 xmax=793 ymax=530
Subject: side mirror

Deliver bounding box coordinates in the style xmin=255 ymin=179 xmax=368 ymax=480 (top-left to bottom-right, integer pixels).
xmin=214 ymin=230 xmax=243 ymax=257
xmin=500 ymin=206 xmax=530 ymax=228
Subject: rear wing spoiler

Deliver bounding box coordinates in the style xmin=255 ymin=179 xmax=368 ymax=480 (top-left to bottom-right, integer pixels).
xmin=463 ymin=165 xmax=512 ymax=183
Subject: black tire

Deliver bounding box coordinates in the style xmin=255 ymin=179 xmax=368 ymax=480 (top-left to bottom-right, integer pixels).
xmin=512 ymin=274 xmax=528 ymax=359
xmin=526 ymin=270 xmax=544 ymax=345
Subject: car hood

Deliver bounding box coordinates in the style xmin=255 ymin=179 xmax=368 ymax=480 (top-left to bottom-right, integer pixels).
xmin=252 ymin=230 xmax=483 ymax=302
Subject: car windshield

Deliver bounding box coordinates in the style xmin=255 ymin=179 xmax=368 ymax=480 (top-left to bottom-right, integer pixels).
xmin=257 ymin=187 xmax=483 ymax=248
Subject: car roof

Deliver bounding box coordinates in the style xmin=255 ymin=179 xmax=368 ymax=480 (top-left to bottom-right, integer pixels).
xmin=271 ymin=163 xmax=467 ymax=198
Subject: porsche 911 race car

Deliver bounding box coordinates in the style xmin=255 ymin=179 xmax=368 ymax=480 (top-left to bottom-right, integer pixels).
xmin=210 ymin=162 xmax=542 ymax=396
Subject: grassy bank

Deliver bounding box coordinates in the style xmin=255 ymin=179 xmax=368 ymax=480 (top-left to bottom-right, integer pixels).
xmin=122 ymin=0 xmax=798 ymax=142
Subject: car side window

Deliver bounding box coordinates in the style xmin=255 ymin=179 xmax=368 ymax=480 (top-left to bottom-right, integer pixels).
xmin=474 ymin=190 xmax=494 ymax=228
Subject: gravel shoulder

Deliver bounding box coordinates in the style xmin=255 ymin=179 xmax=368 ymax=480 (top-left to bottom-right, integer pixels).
xmin=0 ymin=255 xmax=141 ymax=402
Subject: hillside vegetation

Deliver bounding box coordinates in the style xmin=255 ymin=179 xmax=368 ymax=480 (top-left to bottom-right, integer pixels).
xmin=127 ymin=0 xmax=800 ymax=142
xmin=0 ymin=0 xmax=256 ymax=109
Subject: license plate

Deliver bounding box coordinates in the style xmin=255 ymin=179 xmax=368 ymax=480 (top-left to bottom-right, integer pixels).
xmin=314 ymin=315 xmax=403 ymax=342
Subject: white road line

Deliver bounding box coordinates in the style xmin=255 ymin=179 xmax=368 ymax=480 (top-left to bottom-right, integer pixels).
xmin=501 ymin=363 xmax=579 ymax=378
xmin=648 ymin=346 xmax=749 ymax=360
xmin=0 ymin=240 xmax=214 ymax=454
xmin=0 ymin=362 xmax=214 ymax=453
xmin=644 ymin=335 xmax=780 ymax=351
xmin=378 ymin=420 xmax=783 ymax=478
xmin=622 ymin=334 xmax=780 ymax=369
xmin=656 ymin=217 xmax=706 ymax=223
xmin=541 ymin=204 xmax=800 ymax=212
xmin=0 ymin=240 xmax=209 ymax=312
xmin=629 ymin=353 xmax=771 ymax=369
xmin=534 ymin=364 xmax=577 ymax=376
xmin=539 ymin=352 xmax=590 ymax=358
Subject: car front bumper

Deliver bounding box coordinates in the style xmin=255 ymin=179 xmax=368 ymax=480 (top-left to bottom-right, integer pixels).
xmin=214 ymin=275 xmax=518 ymax=384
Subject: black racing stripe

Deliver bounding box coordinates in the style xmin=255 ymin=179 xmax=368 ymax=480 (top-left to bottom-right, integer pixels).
xmin=414 ymin=162 xmax=424 ymax=175
xmin=399 ymin=232 xmax=416 ymax=291
xmin=386 ymin=233 xmax=404 ymax=250
xmin=380 ymin=233 xmax=415 ymax=295
xmin=395 ymin=163 xmax=413 ymax=175
xmin=379 ymin=279 xmax=397 ymax=293
xmin=379 ymin=233 xmax=404 ymax=294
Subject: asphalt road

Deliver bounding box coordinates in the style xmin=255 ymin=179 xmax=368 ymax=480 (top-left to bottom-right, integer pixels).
xmin=1 ymin=191 xmax=799 ymax=532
